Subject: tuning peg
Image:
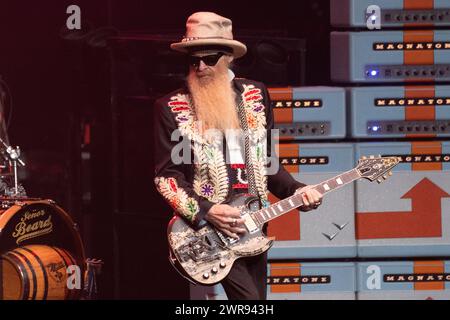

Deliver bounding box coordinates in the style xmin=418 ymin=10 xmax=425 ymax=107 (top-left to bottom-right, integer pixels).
xmin=370 ymin=155 xmax=375 ymax=159
xmin=388 ymin=171 xmax=393 ymax=176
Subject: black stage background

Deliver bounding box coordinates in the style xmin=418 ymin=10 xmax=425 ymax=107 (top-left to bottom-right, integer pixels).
xmin=0 ymin=0 xmax=330 ymax=299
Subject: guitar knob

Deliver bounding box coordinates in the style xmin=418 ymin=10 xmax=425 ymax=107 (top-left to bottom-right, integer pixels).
xmin=212 ymin=267 xmax=218 ymax=274
xmin=377 ymin=178 xmax=382 ymax=184
xmin=219 ymin=262 xmax=226 ymax=268
xmin=388 ymin=171 xmax=393 ymax=176
xmin=203 ymin=272 xmax=210 ymax=279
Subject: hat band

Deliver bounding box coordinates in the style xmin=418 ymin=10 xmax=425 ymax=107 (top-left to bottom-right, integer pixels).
xmin=182 ymin=36 xmax=234 ymax=42
xmin=186 ymin=45 xmax=234 ymax=54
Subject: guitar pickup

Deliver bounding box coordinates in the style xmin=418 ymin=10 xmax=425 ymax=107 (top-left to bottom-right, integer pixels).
xmin=242 ymin=212 xmax=259 ymax=234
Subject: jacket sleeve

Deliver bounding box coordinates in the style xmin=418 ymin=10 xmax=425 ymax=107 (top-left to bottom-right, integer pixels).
xmin=261 ymin=84 xmax=306 ymax=199
xmin=153 ymin=97 xmax=215 ymax=227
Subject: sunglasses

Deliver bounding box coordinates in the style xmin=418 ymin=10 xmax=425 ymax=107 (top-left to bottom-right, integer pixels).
xmin=188 ymin=52 xmax=225 ymax=67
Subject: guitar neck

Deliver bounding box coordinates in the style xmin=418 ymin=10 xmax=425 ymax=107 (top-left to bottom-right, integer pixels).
xmin=252 ymin=168 xmax=361 ymax=224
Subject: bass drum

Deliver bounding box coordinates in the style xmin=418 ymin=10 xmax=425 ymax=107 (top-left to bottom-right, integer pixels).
xmin=0 ymin=199 xmax=85 ymax=300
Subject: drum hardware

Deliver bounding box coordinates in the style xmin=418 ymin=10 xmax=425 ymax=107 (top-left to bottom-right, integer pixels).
xmin=0 ymin=137 xmax=25 ymax=197
xmin=83 ymin=258 xmax=103 ymax=300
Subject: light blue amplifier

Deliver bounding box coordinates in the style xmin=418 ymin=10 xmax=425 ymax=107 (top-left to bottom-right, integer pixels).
xmin=348 ymin=85 xmax=450 ymax=138
xmin=267 ymin=143 xmax=356 ymax=260
xmin=266 ymin=261 xmax=356 ymax=300
xmin=331 ymin=0 xmax=450 ymax=28
xmin=268 ymin=87 xmax=346 ymax=140
xmin=190 ymin=261 xmax=356 ymax=300
xmin=357 ymin=261 xmax=450 ymax=300
xmin=355 ymin=141 xmax=450 ymax=258
xmin=331 ymin=30 xmax=450 ymax=83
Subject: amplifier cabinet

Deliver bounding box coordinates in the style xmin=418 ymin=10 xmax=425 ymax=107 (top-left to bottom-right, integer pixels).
xmin=349 ymin=85 xmax=450 ymax=138
xmin=190 ymin=262 xmax=356 ymax=300
xmin=331 ymin=0 xmax=450 ymax=28
xmin=331 ymin=30 xmax=450 ymax=83
xmin=357 ymin=261 xmax=450 ymax=300
xmin=267 ymin=262 xmax=356 ymax=300
xmin=268 ymin=87 xmax=346 ymax=140
xmin=355 ymin=141 xmax=450 ymax=258
xmin=267 ymin=143 xmax=356 ymax=260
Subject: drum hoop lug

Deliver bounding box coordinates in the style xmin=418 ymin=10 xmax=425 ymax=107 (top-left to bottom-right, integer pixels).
xmin=15 ymin=201 xmax=26 ymax=207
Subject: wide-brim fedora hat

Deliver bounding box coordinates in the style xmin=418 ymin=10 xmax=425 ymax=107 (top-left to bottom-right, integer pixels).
xmin=170 ymin=12 xmax=247 ymax=58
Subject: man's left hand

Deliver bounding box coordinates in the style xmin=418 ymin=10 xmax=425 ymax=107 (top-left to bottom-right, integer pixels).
xmin=295 ymin=185 xmax=323 ymax=212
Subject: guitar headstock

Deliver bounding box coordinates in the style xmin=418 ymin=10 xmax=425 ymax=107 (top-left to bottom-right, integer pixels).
xmin=356 ymin=155 xmax=400 ymax=183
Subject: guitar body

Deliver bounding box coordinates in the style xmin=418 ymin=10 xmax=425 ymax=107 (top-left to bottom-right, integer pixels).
xmin=167 ymin=194 xmax=274 ymax=285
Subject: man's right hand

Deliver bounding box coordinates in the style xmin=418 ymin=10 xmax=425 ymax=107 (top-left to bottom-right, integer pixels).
xmin=205 ymin=204 xmax=246 ymax=239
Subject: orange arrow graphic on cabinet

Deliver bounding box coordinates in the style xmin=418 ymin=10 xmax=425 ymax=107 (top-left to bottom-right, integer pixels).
xmin=356 ymin=178 xmax=450 ymax=239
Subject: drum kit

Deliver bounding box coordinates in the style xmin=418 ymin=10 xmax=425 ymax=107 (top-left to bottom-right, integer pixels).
xmin=0 ymin=79 xmax=100 ymax=300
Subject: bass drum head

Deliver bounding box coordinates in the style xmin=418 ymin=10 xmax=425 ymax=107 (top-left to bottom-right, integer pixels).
xmin=0 ymin=200 xmax=85 ymax=270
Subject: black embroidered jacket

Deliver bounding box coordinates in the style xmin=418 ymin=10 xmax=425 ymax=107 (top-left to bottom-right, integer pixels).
xmin=154 ymin=78 xmax=305 ymax=227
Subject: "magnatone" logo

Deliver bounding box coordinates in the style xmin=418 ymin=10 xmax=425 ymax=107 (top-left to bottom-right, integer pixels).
xmin=375 ymin=97 xmax=450 ymax=107
xmin=273 ymin=100 xmax=322 ymax=108
xmin=383 ymin=154 xmax=450 ymax=163
xmin=280 ymin=156 xmax=329 ymax=165
xmin=267 ymin=275 xmax=331 ymax=285
xmin=373 ymin=42 xmax=450 ymax=51
xmin=384 ymin=273 xmax=450 ymax=282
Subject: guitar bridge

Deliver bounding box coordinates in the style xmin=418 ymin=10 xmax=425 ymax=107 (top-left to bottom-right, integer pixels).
xmin=216 ymin=230 xmax=237 ymax=246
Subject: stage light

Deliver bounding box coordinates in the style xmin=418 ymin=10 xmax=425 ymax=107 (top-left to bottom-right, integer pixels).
xmin=369 ymin=125 xmax=381 ymax=132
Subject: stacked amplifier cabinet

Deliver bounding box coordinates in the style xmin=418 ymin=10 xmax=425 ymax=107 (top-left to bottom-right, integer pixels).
xmin=267 ymin=143 xmax=356 ymax=260
xmin=331 ymin=0 xmax=450 ymax=83
xmin=331 ymin=30 xmax=450 ymax=83
xmin=190 ymin=262 xmax=356 ymax=300
xmin=349 ymin=85 xmax=450 ymax=138
xmin=268 ymin=87 xmax=346 ymax=140
xmin=357 ymin=261 xmax=450 ymax=299
xmin=355 ymin=141 xmax=450 ymax=257
xmin=266 ymin=261 xmax=356 ymax=300
xmin=331 ymin=0 xmax=450 ymax=29
xmin=330 ymin=0 xmax=450 ymax=300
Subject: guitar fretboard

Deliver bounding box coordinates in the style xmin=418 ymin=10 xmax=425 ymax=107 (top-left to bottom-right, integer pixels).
xmin=251 ymin=169 xmax=361 ymax=225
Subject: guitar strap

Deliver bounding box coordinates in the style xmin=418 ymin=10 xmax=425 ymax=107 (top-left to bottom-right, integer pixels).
xmin=236 ymin=97 xmax=259 ymax=198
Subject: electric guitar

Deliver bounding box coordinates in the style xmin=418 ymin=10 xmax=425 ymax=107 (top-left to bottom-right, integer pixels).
xmin=167 ymin=156 xmax=399 ymax=285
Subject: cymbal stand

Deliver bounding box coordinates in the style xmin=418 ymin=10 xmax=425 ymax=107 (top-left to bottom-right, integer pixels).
xmin=0 ymin=137 xmax=25 ymax=196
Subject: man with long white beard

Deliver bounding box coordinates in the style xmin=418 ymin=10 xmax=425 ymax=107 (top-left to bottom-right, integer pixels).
xmin=154 ymin=12 xmax=322 ymax=300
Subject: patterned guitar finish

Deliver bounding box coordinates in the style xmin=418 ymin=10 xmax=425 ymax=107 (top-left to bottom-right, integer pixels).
xmin=168 ymin=156 xmax=399 ymax=285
